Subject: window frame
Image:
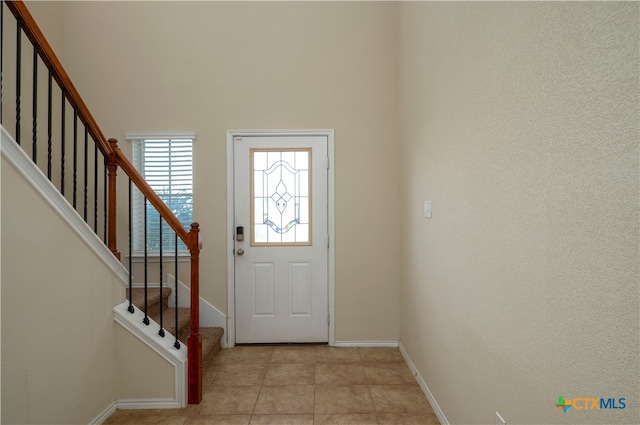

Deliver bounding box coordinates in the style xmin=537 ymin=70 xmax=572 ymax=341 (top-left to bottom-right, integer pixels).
xmin=125 ymin=132 xmax=195 ymax=258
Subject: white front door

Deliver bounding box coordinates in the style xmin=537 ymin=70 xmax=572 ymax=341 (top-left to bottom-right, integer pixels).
xmin=234 ymin=134 xmax=329 ymax=343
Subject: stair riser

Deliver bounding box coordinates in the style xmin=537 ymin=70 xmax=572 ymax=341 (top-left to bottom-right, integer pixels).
xmin=149 ymin=295 xmax=169 ymax=318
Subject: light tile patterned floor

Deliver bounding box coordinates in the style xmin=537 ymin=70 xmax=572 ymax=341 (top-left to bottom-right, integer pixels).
xmin=104 ymin=346 xmax=440 ymax=425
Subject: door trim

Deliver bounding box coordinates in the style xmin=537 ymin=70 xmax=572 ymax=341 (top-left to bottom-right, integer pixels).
xmin=226 ymin=129 xmax=335 ymax=347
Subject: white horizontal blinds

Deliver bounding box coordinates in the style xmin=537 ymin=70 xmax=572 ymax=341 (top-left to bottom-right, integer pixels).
xmin=132 ymin=137 xmax=193 ymax=253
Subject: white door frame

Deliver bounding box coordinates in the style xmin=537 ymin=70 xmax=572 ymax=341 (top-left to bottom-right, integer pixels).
xmin=226 ymin=129 xmax=335 ymax=347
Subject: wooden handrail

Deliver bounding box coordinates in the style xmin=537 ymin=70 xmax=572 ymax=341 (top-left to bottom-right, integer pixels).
xmin=5 ymin=0 xmax=112 ymax=157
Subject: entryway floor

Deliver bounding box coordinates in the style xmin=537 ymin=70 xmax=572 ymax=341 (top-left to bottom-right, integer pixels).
xmin=104 ymin=345 xmax=440 ymax=425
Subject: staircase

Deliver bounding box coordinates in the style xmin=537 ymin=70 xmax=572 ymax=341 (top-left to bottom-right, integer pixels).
xmin=128 ymin=288 xmax=224 ymax=362
xmin=0 ymin=0 xmax=222 ymax=404
xmin=2 ymin=0 xmax=210 ymax=403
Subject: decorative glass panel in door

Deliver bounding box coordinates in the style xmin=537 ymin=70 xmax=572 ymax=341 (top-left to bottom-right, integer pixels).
xmin=251 ymin=148 xmax=312 ymax=246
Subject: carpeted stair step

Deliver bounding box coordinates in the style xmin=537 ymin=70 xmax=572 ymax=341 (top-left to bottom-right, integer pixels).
xmin=202 ymin=327 xmax=225 ymax=361
xmin=126 ymin=287 xmax=170 ymax=319
xmin=127 ymin=287 xmax=224 ymax=361
xmin=159 ymin=306 xmax=192 ymax=342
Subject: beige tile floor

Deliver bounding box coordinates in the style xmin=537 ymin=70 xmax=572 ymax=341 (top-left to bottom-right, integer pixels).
xmin=105 ymin=346 xmax=440 ymax=425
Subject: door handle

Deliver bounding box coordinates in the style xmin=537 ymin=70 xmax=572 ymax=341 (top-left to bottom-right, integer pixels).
xmin=236 ymin=248 xmax=245 ymax=256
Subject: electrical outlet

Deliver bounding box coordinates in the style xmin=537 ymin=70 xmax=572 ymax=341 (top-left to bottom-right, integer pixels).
xmin=496 ymin=412 xmax=506 ymax=425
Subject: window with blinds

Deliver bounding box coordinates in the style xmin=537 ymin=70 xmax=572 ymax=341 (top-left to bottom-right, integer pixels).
xmin=128 ymin=133 xmax=194 ymax=254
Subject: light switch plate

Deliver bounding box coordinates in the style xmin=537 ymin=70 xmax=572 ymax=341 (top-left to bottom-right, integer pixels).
xmin=423 ymin=200 xmax=432 ymax=218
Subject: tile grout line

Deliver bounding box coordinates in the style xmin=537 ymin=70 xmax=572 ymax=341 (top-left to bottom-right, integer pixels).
xmin=369 ymin=382 xmax=381 ymax=425
xmin=249 ymin=354 xmax=269 ymax=424
xmin=362 ymin=346 xmax=382 ymax=425
xmin=312 ymin=359 xmax=316 ymax=424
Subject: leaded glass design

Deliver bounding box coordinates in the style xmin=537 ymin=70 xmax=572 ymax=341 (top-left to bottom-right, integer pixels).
xmin=251 ymin=148 xmax=311 ymax=245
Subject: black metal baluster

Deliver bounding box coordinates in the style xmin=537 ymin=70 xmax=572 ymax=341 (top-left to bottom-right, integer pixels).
xmin=47 ymin=70 xmax=52 ymax=179
xmin=93 ymin=139 xmax=98 ymax=233
xmin=60 ymin=90 xmax=65 ymax=196
xmin=143 ymin=197 xmax=150 ymax=326
xmin=128 ymin=179 xmax=134 ymax=314
xmin=158 ymin=215 xmax=165 ymax=337
xmin=103 ymin=160 xmax=107 ymax=242
xmin=31 ymin=45 xmax=37 ymax=162
xmin=72 ymin=110 xmax=78 ymax=208
xmin=174 ymin=233 xmax=180 ymax=349
xmin=15 ymin=19 xmax=21 ymax=144
xmin=1 ymin=1 xmax=4 ymax=125
xmin=83 ymin=127 xmax=88 ymax=220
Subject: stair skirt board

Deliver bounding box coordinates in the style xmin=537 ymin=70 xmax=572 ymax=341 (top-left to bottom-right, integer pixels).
xmin=399 ymin=342 xmax=450 ymax=425
xmin=113 ymin=302 xmax=187 ymax=408
xmin=1 ymin=126 xmax=129 ymax=285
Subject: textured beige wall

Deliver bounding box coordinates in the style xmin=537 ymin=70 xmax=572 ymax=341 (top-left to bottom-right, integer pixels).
xmin=60 ymin=1 xmax=401 ymax=342
xmin=23 ymin=1 xmax=64 ymax=54
xmin=1 ymin=155 xmax=123 ymax=424
xmin=114 ymin=324 xmax=176 ymax=401
xmin=399 ymin=2 xmax=639 ymax=424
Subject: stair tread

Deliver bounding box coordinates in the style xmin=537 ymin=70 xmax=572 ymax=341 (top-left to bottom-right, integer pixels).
xmin=158 ymin=307 xmax=191 ymax=339
xmin=127 ymin=287 xmax=171 ymax=316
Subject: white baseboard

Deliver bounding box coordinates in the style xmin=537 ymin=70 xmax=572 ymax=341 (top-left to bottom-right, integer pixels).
xmin=167 ymin=274 xmax=227 ymax=346
xmin=399 ymin=342 xmax=449 ymax=425
xmin=89 ymin=401 xmax=117 ymax=425
xmin=116 ymin=398 xmax=184 ymax=410
xmin=91 ymin=396 xmax=183 ymax=424
xmin=334 ymin=340 xmax=399 ymax=348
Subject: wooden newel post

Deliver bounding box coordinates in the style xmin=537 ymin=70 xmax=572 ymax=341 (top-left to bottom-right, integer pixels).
xmin=107 ymin=138 xmax=120 ymax=260
xmin=187 ymin=222 xmax=202 ymax=404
